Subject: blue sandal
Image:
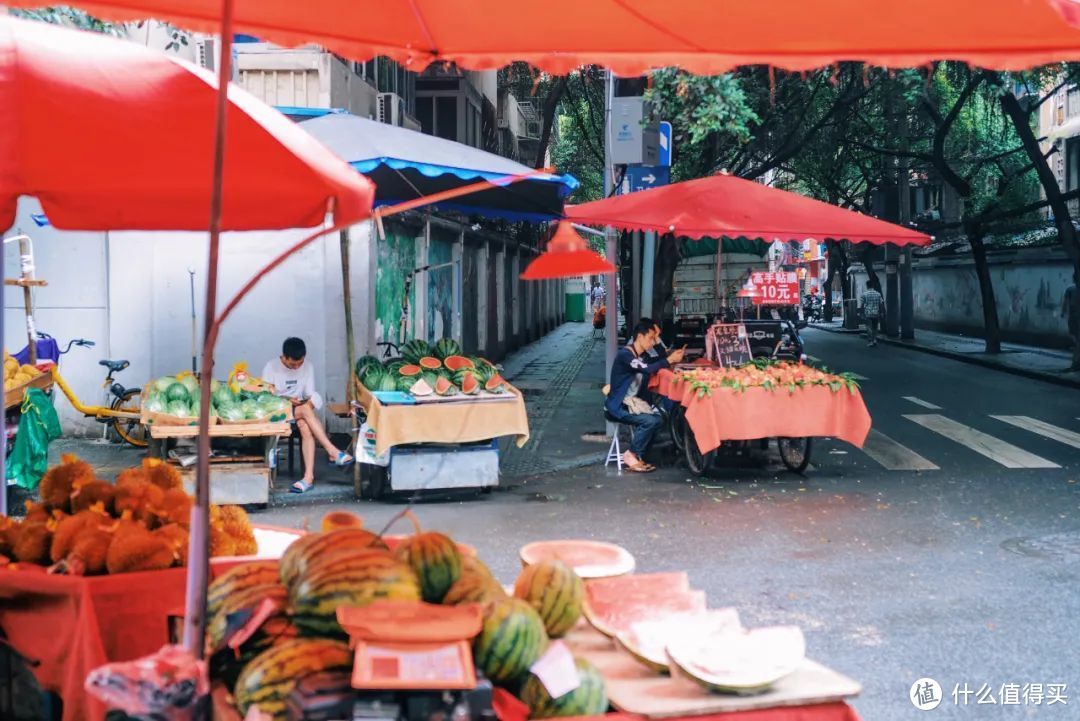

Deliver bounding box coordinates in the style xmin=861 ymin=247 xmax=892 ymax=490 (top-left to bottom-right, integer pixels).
xmin=332 ymin=451 xmax=354 ymax=467
xmin=290 ymin=480 xmax=313 ymax=493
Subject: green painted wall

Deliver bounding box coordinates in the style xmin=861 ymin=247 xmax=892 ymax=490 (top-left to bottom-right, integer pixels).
xmin=427 ymin=228 xmax=455 ymax=343
xmin=375 ymin=222 xmax=418 ymax=345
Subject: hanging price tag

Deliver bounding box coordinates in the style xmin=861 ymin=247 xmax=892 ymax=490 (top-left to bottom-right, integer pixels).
xmin=529 ymin=641 xmax=580 ymax=699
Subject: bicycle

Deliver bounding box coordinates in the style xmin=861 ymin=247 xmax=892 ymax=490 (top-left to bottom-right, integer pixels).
xmin=48 ymin=337 xmax=148 ymax=448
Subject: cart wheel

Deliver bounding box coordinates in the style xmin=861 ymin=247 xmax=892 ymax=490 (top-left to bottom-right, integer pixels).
xmin=667 ymin=405 xmax=686 ymax=452
xmin=684 ymin=422 xmax=715 ymax=476
xmin=111 ymin=389 xmax=148 ymax=448
xmin=360 ymin=463 xmax=388 ymax=501
xmin=778 ymin=437 xmax=812 ymax=473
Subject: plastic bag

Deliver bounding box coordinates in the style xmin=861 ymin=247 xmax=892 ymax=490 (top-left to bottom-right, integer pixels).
xmin=85 ymin=645 xmax=208 ymax=721
xmin=356 ymin=421 xmax=389 ymax=466
xmin=7 ymin=388 xmax=62 ymax=490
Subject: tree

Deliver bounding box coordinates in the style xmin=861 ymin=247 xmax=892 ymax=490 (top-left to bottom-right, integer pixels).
xmin=10 ymin=6 xmax=121 ymax=34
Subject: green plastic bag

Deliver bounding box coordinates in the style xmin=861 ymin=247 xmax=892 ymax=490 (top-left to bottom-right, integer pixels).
xmin=7 ymin=388 xmax=62 ymax=490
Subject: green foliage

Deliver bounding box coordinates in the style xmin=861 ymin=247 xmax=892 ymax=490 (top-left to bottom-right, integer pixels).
xmin=11 ymin=6 xmax=122 ymax=35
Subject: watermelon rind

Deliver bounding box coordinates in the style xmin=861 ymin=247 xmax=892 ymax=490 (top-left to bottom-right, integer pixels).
xmin=443 ymin=355 xmax=475 ymax=371
xmin=355 ymin=355 xmax=383 ymax=378
xmin=484 ymin=375 xmax=508 ymax=393
xmin=614 ymin=609 xmax=742 ymax=673
xmin=472 ymin=598 xmax=548 ymax=686
xmin=459 ymin=372 xmax=480 ymax=395
xmin=434 ymin=377 xmax=458 ymax=396
xmin=664 ymin=626 xmax=805 ymax=695
xmin=234 ymin=638 xmax=352 ymax=718
xmin=419 ymin=356 xmax=443 ymax=370
xmin=398 ymin=364 xmax=423 ymax=377
xmin=433 ymin=338 xmax=462 ymax=360
xmin=393 ymin=531 xmax=462 ymax=602
xmin=520 ymin=656 xmax=608 ymax=718
xmin=513 ymin=559 xmax=583 ymax=638
xmin=400 ymin=339 xmax=432 ymax=364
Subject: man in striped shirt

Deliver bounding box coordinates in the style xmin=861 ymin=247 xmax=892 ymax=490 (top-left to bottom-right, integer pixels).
xmin=861 ymin=281 xmax=884 ymax=347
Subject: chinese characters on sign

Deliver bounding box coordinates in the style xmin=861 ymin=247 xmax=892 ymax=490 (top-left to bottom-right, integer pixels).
xmin=911 ymin=678 xmax=1068 ymax=709
xmin=705 ymin=323 xmax=752 ymax=368
xmin=750 ymin=271 xmax=799 ymax=306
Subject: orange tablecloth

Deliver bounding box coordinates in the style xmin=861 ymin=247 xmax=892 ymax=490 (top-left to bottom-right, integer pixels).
xmin=654 ymin=369 xmax=871 ymax=455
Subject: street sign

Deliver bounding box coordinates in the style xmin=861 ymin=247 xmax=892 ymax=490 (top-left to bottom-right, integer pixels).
xmin=658 ymin=121 xmax=672 ymax=167
xmin=624 ymin=165 xmax=670 ymax=193
xmin=750 ymin=271 xmax=799 ymax=305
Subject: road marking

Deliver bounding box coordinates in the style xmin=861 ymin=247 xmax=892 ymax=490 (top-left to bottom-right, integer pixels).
xmin=903 ymin=414 xmax=1060 ymax=469
xmin=903 ymin=396 xmax=942 ymax=410
xmin=861 ymin=429 xmax=939 ymax=471
xmin=990 ymin=416 xmax=1080 ymax=451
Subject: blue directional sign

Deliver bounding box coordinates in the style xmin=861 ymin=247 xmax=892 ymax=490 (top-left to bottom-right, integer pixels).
xmin=624 ymin=165 xmax=670 ymax=193
xmin=658 ymin=121 xmax=673 ymax=167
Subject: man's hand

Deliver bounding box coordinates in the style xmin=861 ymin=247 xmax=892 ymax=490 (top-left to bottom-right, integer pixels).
xmin=667 ymin=346 xmax=687 ymax=364
xmin=290 ymin=397 xmax=308 ymax=407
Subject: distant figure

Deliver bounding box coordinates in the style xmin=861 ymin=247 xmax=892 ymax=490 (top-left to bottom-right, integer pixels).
xmin=861 ymin=281 xmax=884 ymax=347
xmin=592 ymin=283 xmax=606 ymax=311
xmin=1064 ymin=283 xmax=1078 ymax=348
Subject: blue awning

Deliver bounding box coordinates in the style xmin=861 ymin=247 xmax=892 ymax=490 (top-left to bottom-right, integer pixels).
xmin=299 ymin=112 xmax=578 ymax=222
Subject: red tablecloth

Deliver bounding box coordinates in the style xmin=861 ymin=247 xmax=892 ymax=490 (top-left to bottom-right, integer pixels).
xmin=654 ymin=369 xmax=871 ymax=455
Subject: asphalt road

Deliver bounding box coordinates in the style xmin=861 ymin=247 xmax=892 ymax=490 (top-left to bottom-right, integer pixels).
xmin=28 ymin=327 xmax=1080 ymax=720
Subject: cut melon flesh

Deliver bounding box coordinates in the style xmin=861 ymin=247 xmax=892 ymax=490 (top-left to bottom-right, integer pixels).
xmin=584 ymin=588 xmax=706 ymax=638
xmin=519 ymin=539 xmax=636 ymax=579
xmin=616 ymin=608 xmax=743 ymax=672
xmin=410 ymin=379 xmax=433 ymax=396
xmin=666 ymin=625 xmax=805 ymax=694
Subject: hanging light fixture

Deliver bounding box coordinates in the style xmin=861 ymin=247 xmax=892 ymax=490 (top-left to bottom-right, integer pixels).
xmin=520 ymin=221 xmax=616 ymax=280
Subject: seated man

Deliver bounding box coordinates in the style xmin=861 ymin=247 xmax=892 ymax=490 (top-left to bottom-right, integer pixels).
xmin=605 ymin=318 xmax=684 ymax=473
xmin=262 ymin=337 xmax=352 ymax=494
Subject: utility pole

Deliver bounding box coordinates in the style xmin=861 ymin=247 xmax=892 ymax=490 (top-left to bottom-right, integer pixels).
xmin=898 ymin=106 xmax=915 ymax=339
xmin=641 ymin=231 xmax=655 ymax=317
xmin=604 ymin=70 xmax=618 ymax=407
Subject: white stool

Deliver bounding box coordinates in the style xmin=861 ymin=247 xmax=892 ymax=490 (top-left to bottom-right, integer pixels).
xmin=605 ymin=424 xmax=627 ymax=472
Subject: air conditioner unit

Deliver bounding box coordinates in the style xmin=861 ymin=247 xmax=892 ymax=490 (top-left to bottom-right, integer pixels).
xmin=195 ymin=37 xmax=215 ymax=72
xmin=525 ymin=120 xmax=542 ymax=139
xmin=378 ymin=92 xmax=408 ymax=126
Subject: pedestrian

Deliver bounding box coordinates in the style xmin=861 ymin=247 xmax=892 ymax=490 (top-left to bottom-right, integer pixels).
xmin=1063 ymin=283 xmax=1077 ymax=350
xmin=861 ymin=280 xmax=884 ymax=347
xmin=605 ymin=318 xmax=685 ymax=473
xmin=592 ymin=283 xmax=606 ymax=311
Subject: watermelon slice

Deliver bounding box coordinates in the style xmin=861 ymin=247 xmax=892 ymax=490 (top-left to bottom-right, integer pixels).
xmin=615 ymin=609 xmax=742 ymax=673
xmin=665 ymin=626 xmax=805 ymax=695
xmin=398 ymin=364 xmax=423 ymax=377
xmin=410 ymin=378 xmax=434 ymax=397
xmin=443 ymin=355 xmax=475 ymax=371
xmin=484 ymin=374 xmax=508 ymax=393
xmin=583 ymin=572 xmax=704 ymax=637
xmin=419 ymin=357 xmax=443 ymax=370
xmin=460 ymin=373 xmax=480 ymax=395
xmin=434 ymin=377 xmax=457 ymax=396
xmin=519 ymin=540 xmax=635 ymax=579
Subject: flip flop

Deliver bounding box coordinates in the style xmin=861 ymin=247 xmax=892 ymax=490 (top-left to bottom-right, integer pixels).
xmin=332 ymin=451 xmax=354 ymax=467
xmin=624 ymin=460 xmax=655 ymax=473
xmin=290 ymin=480 xmax=314 ymax=493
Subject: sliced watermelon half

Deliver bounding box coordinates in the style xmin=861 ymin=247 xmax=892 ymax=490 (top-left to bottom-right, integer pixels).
xmin=398 ymin=364 xmax=423 ymax=377
xmin=443 ymin=355 xmax=475 ymax=372
xmin=665 ymin=625 xmax=805 ymax=695
xmin=419 ymin=356 xmax=443 ymax=370
xmin=519 ymin=539 xmax=636 ymax=579
xmin=615 ymin=608 xmax=743 ymax=673
xmin=410 ymin=378 xmax=434 ymax=397
xmin=484 ymin=374 xmax=508 ymax=393
xmin=460 ymin=373 xmax=480 ymax=395
xmin=434 ymin=377 xmax=458 ymax=396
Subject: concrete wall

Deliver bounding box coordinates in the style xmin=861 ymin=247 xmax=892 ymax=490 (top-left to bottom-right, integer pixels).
xmin=851 ymin=248 xmax=1074 ymax=347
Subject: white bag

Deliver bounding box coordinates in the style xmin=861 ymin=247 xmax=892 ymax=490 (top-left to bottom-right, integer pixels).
xmin=356 ymin=421 xmax=390 ymax=466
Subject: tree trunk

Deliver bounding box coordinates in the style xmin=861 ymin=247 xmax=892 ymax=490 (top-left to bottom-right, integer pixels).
xmin=533 ymin=76 xmax=569 ymax=169
xmin=651 ymin=234 xmax=682 ymax=327
xmin=1001 ymin=92 xmax=1080 ymax=370
xmin=824 ymin=240 xmax=838 ymax=323
xmin=966 ymin=224 xmax=1002 ymax=354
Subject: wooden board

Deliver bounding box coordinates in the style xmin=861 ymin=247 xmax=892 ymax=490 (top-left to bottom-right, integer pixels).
xmin=565 ymin=625 xmax=861 ymax=718
xmin=149 ymin=422 xmax=289 ymax=439
xmin=4 ymin=372 xmax=53 ymax=410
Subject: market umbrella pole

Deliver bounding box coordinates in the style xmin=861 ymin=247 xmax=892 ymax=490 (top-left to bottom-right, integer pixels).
xmin=189 ymin=267 xmax=197 ymax=374
xmin=183 ymin=0 xmax=234 ymax=660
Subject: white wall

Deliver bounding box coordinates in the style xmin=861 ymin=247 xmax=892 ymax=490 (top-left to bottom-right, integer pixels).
xmin=6 ymin=198 xmax=372 ymax=434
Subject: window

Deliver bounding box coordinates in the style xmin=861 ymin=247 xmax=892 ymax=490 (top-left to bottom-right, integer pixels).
xmin=416 ymin=96 xmax=434 ymax=135
xmin=1066 ymin=137 xmax=1080 ymax=192
xmin=436 ymin=96 xmax=458 ymax=141
xmin=1068 ymin=87 xmax=1080 ymax=118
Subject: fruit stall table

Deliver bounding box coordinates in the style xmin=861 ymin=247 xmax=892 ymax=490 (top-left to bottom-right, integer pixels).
xmin=145 ymin=417 xmax=292 ymax=507
xmin=352 ymin=377 xmax=530 ymax=499
xmin=0 ymin=526 xmax=302 ymax=721
xmin=4 ymin=371 xmax=52 ymax=411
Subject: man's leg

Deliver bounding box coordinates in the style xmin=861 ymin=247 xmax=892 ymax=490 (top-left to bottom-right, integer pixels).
xmin=623 ymin=413 xmax=663 ymax=462
xmin=293 ymin=403 xmax=342 ymax=459
xmin=867 ymin=317 xmax=877 ymax=346
xmin=297 ymin=418 xmax=315 ymax=484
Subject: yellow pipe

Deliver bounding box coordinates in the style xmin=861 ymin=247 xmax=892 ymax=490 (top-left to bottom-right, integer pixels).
xmin=49 ymin=367 xmax=138 ymax=420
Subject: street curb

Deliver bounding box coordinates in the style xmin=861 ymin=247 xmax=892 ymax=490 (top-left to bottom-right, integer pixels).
xmin=808 ymin=323 xmax=862 ymax=335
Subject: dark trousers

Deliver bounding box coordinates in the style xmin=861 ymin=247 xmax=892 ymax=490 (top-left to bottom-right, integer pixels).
xmin=616 ymin=411 xmax=663 ymax=456
xmin=866 ymin=316 xmax=879 ymax=344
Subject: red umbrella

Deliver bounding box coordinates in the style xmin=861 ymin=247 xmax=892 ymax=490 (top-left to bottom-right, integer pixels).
xmin=11 ymin=0 xmax=1080 ymax=75
xmin=0 ymin=13 xmax=373 ymax=231
xmin=520 ymin=222 xmax=615 ymax=279
xmin=565 ymin=173 xmax=931 ymax=246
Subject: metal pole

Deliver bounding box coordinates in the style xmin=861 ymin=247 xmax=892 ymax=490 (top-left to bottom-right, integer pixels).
xmin=885 ymin=245 xmax=899 ymax=337
xmin=604 ymin=70 xmax=618 ymax=378
xmin=642 ymin=231 xmax=655 ymax=318
xmin=18 ymin=236 xmax=36 ymax=365
xmin=183 ymin=0 xmax=234 ymax=662
xmin=188 ymin=268 xmax=197 ymax=374
xmin=631 ymin=231 xmax=641 ymax=323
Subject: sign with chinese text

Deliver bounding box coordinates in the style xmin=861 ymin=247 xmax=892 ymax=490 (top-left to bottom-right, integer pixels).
xmin=750 ymin=271 xmax=799 ymax=305
xmin=705 ymin=323 xmax=752 ymax=368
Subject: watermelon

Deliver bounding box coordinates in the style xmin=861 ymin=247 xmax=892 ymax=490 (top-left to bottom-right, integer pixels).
xmin=410 ymin=378 xmax=434 ymax=396
xmin=210 ymin=612 xmax=298 ymax=694
xmin=376 ymin=373 xmax=399 ymax=393
xmin=615 ymin=609 xmax=743 ymax=673
xmin=144 ymin=395 xmax=166 ymax=413
xmin=234 ymin=638 xmax=352 ymax=719
xmin=471 ymin=358 xmax=498 ymax=382
xmin=519 ymin=540 xmax=636 ymax=579
xmin=279 ymin=529 xmax=389 ymax=592
xmin=166 ymin=400 xmax=192 ymax=417
xmin=584 ymin=574 xmax=706 ymax=638
xmin=443 ymin=355 xmax=475 ymax=371
xmin=152 ymin=376 xmax=177 ymax=393
xmin=395 ymin=375 xmax=416 ymax=393
xmin=473 ymin=598 xmax=548 ymax=686
xmin=513 ymin=559 xmax=584 ymax=638
xmin=164 ymin=382 xmax=191 ymax=404
xmin=290 ymin=553 xmax=421 ymax=638
xmin=212 ymin=385 xmax=236 ymax=407
xmin=355 ymin=355 xmax=383 ymax=378
xmin=433 ymin=338 xmax=462 ymax=360
xmin=179 ymin=374 xmax=200 ymax=396
xmin=520 ymin=657 xmax=608 ymax=718
xmin=442 ymin=572 xmax=506 ymax=606
xmin=400 ymin=339 xmax=432 ymax=365
xmin=434 ymin=377 xmax=457 ymax=397
xmin=665 ymin=626 xmax=806 ymax=695
xmin=207 ymin=560 xmax=280 ymax=620
xmin=418 ymin=356 xmax=443 ymax=370
xmin=459 ymin=372 xmax=480 ymax=395
xmin=398 ymin=364 xmax=423 ymax=377
xmin=206 ymin=582 xmax=286 ymax=652
xmin=484 ymin=375 xmax=508 ymax=393
xmin=362 ymin=366 xmax=389 ymax=389
xmin=384 ymin=359 xmax=406 ymax=375
xmin=394 ymin=531 xmax=462 ymax=602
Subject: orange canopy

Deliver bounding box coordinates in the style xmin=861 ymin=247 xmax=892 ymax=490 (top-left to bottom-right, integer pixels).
xmin=0 ymin=14 xmax=373 ymax=231
xmin=13 ymin=0 xmax=1080 ymax=75
xmin=565 ymin=173 xmax=932 ymax=246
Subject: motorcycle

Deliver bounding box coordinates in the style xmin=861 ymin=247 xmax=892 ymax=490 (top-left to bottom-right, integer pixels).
xmin=802 ymin=294 xmax=824 ymax=322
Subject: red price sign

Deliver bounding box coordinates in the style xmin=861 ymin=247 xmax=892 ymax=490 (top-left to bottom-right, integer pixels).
xmin=750 ymin=271 xmax=799 ymax=305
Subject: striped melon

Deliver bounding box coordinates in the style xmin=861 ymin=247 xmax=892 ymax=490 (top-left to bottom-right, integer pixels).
xmin=520 ymin=657 xmax=608 ymax=718
xmin=443 ymin=571 xmax=506 ymax=606
xmin=234 ymin=638 xmax=352 ymax=720
xmin=400 ymin=339 xmax=432 ymax=365
xmin=207 ymin=560 xmax=280 ymax=620
xmin=290 ymin=553 xmax=421 ymax=638
xmin=394 ymin=531 xmax=462 ymax=602
xmin=206 ymin=582 xmax=286 ymax=652
xmin=210 ymin=611 xmax=298 ymax=692
xmin=279 ymin=529 xmax=388 ymax=592
xmin=513 ymin=559 xmax=584 ymax=638
xmin=473 ymin=598 xmax=548 ymax=686
xmin=433 ymin=338 xmax=462 ymax=360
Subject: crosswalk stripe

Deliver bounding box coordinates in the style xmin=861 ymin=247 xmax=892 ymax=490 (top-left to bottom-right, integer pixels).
xmin=903 ymin=396 xmax=942 ymax=410
xmin=861 ymin=429 xmax=939 ymax=471
xmin=990 ymin=416 xmax=1080 ymax=451
xmin=903 ymin=414 xmax=1060 ymax=469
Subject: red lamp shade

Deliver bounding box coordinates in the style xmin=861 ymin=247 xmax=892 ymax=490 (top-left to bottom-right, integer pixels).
xmin=520 ymin=222 xmax=616 ymax=280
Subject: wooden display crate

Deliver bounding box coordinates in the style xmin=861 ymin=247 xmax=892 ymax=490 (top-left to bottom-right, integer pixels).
xmin=4 ymin=372 xmax=53 ymax=410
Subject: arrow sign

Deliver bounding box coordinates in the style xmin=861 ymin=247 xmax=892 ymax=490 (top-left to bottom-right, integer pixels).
xmin=624 ymin=165 xmax=670 ymax=193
